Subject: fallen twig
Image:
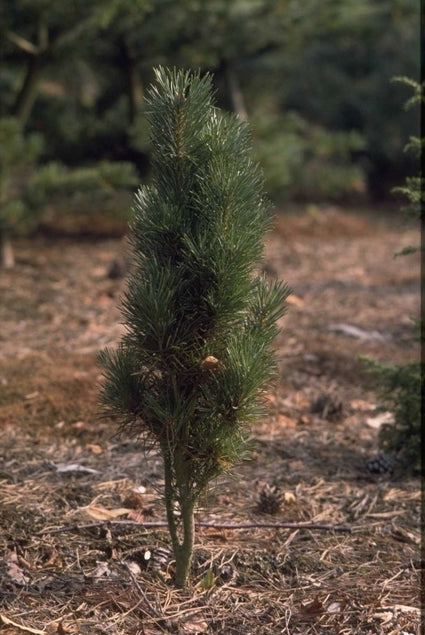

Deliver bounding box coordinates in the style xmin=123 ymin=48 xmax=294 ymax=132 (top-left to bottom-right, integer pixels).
xmin=37 ymin=519 xmax=352 ymax=535
xmin=202 ymin=521 xmax=351 ymax=531
xmin=0 ymin=614 xmax=46 ymax=635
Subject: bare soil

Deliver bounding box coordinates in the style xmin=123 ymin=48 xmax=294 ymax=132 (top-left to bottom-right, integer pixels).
xmin=0 ymin=205 xmax=421 ymax=634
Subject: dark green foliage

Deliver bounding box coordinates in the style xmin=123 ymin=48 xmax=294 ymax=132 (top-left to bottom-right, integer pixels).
xmin=391 ymin=77 xmax=423 ymax=256
xmin=0 ymin=0 xmax=420 ymax=203
xmin=0 ymin=115 xmax=138 ymax=266
xmin=99 ymin=67 xmax=289 ymax=586
xmin=25 ymin=160 xmax=138 ymax=209
xmin=1 ymin=138 xmax=138 ymax=237
xmin=252 ymin=111 xmax=366 ymax=201
xmin=0 ymin=117 xmax=43 ymax=233
xmin=0 ymin=116 xmax=43 ymax=266
xmin=364 ymin=358 xmax=422 ymax=475
xmin=271 ymin=0 xmax=420 ymax=198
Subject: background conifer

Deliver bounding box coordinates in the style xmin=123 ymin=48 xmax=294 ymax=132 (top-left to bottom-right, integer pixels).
xmin=363 ymin=78 xmax=423 ymax=476
xmin=99 ymin=67 xmax=289 ymax=587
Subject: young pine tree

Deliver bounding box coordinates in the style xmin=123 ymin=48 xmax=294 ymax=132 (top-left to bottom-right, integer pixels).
xmin=99 ymin=67 xmax=289 ymax=588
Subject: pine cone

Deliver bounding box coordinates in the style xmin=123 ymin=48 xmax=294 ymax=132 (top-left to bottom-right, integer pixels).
xmin=255 ymin=483 xmax=283 ymax=515
xmin=365 ymin=453 xmax=396 ymax=475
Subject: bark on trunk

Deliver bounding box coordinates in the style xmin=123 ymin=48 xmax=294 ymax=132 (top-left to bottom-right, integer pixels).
xmin=1 ymin=231 xmax=15 ymax=269
xmin=126 ymin=58 xmax=143 ymax=126
xmin=120 ymin=40 xmax=144 ymax=125
xmin=225 ymin=63 xmax=248 ymax=121
xmin=11 ymin=53 xmax=45 ymax=127
xmin=173 ymin=497 xmax=195 ymax=588
xmin=163 ymin=457 xmax=195 ymax=588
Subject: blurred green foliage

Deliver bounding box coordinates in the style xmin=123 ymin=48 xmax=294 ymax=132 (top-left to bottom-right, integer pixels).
xmin=252 ymin=110 xmax=366 ymax=200
xmin=0 ymin=117 xmax=43 ymax=234
xmin=0 ymin=0 xmax=420 ymax=220
xmin=26 ymin=161 xmax=138 ymax=205
xmin=0 ymin=116 xmax=138 ymax=266
xmin=363 ymin=78 xmax=422 ymax=476
xmin=391 ymin=77 xmax=424 ymax=232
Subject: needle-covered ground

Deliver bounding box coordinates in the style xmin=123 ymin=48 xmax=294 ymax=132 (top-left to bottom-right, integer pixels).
xmin=0 ymin=205 xmax=421 ymax=634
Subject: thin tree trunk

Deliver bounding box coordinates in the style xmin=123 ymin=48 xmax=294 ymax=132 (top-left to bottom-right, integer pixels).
xmin=120 ymin=40 xmax=143 ymax=126
xmin=10 ymin=22 xmax=48 ymax=127
xmin=163 ymin=456 xmax=195 ymax=588
xmin=174 ymin=496 xmax=195 ymax=588
xmin=0 ymin=174 xmax=15 ymax=268
xmin=126 ymin=58 xmax=143 ymax=126
xmin=164 ymin=456 xmax=179 ymax=555
xmin=11 ymin=54 xmax=45 ymax=127
xmin=225 ymin=62 xmax=248 ymax=121
xmin=9 ymin=18 xmax=94 ymax=127
xmin=1 ymin=230 xmax=15 ymax=269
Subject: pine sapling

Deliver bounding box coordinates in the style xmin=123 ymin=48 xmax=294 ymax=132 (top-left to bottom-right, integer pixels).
xmin=99 ymin=67 xmax=289 ymax=588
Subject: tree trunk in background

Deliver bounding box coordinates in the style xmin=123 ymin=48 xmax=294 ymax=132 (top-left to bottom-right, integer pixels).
xmin=11 ymin=54 xmax=45 ymax=127
xmin=1 ymin=231 xmax=15 ymax=269
xmin=225 ymin=61 xmax=248 ymax=121
xmin=121 ymin=40 xmax=144 ymax=126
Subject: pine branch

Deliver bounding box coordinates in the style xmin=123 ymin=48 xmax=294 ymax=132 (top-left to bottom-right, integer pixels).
xmin=6 ymin=31 xmax=39 ymax=55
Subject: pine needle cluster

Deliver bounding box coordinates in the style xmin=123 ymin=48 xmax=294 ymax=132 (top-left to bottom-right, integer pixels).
xmin=99 ymin=67 xmax=289 ymax=586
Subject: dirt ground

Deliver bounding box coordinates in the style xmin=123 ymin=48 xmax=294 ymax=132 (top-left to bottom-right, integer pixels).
xmin=0 ymin=205 xmax=422 ymax=634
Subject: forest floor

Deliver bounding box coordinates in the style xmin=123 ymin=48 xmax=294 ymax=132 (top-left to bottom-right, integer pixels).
xmin=0 ymin=205 xmax=422 ymax=634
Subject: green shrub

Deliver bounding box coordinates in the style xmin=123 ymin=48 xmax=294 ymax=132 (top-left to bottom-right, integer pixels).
xmin=252 ymin=111 xmax=366 ymax=201
xmin=0 ymin=117 xmax=43 ymax=234
xmin=364 ymin=358 xmax=422 ymax=475
xmin=26 ymin=160 xmax=137 ymax=202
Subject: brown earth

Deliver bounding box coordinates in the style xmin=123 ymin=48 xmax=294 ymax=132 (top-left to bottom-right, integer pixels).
xmin=0 ymin=205 xmax=421 ymax=634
